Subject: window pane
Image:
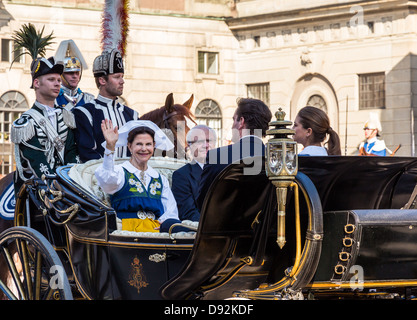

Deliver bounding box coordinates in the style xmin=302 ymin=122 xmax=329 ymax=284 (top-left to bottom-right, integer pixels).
xmin=13 ymin=44 xmax=24 ymax=64
xmin=195 ymin=99 xmax=222 ymax=147
xmin=1 ymin=39 xmax=10 ymax=62
xmin=359 ymin=72 xmax=385 ymax=109
xmin=197 ymin=51 xmax=219 ymax=74
xmin=207 ymin=52 xmax=218 ymax=74
xmin=246 ymin=83 xmax=270 ymax=105
xmin=198 ymin=51 xmax=205 ymax=73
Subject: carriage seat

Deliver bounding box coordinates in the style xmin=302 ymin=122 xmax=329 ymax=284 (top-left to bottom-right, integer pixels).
xmin=68 ymin=156 xmax=188 ymax=206
xmin=67 ymin=156 xmax=197 ymax=237
xmin=111 ymin=219 xmax=198 ymax=239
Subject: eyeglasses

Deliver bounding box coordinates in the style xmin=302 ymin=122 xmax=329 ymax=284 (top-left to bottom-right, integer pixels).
xmin=363 ymin=128 xmax=376 ymax=131
xmin=188 ymin=139 xmax=216 ymax=145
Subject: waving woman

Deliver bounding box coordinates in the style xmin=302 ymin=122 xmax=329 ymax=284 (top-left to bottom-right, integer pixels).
xmin=95 ymin=119 xmax=187 ymax=233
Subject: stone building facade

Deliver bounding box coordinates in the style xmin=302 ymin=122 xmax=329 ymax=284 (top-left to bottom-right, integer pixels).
xmin=0 ymin=0 xmax=416 ymax=174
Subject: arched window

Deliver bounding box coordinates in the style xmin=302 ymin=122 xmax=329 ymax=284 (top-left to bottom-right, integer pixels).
xmin=0 ymin=91 xmax=29 ymax=175
xmin=195 ymin=99 xmax=222 ymax=147
xmin=307 ymin=94 xmax=327 ymax=112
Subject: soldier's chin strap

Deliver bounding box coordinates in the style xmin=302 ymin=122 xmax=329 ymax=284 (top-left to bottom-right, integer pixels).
xmin=60 ymin=72 xmax=82 ymax=94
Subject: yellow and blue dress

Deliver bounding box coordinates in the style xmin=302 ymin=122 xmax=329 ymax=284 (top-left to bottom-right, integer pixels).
xmin=94 ymin=152 xmax=183 ymax=233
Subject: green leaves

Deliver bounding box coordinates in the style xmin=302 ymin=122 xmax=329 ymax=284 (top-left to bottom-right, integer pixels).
xmin=10 ymin=23 xmax=55 ymax=68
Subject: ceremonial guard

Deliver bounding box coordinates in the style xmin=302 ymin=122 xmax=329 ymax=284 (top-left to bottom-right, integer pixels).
xmin=54 ymin=40 xmax=94 ymax=110
xmin=359 ymin=119 xmax=392 ymax=156
xmin=73 ymin=49 xmax=139 ymax=162
xmin=11 ymin=55 xmax=79 ymax=195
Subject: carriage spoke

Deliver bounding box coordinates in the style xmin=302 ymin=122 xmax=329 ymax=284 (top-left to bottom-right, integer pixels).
xmin=16 ymin=238 xmax=34 ymax=300
xmin=1 ymin=245 xmax=26 ymax=300
xmin=34 ymin=250 xmax=42 ymax=300
xmin=0 ymin=277 xmax=17 ymax=300
xmin=0 ymin=227 xmax=72 ymax=300
xmin=45 ymin=287 xmax=56 ymax=300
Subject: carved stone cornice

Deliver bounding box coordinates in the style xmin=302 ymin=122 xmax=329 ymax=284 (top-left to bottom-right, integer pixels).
xmin=226 ymin=0 xmax=417 ymax=31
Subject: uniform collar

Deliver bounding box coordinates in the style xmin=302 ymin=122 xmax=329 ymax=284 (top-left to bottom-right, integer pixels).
xmin=97 ymin=94 xmax=118 ymax=106
xmin=60 ymin=85 xmax=80 ymax=97
xmin=34 ymin=101 xmax=59 ymax=115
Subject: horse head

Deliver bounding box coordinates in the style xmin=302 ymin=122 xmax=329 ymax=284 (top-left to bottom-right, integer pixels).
xmin=140 ymin=93 xmax=196 ymax=159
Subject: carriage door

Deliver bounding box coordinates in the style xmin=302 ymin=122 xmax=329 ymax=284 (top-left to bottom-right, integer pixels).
xmin=108 ymin=244 xmax=168 ymax=300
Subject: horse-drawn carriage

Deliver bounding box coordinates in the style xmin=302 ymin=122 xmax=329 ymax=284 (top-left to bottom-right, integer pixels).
xmin=3 ymin=115 xmax=417 ymax=300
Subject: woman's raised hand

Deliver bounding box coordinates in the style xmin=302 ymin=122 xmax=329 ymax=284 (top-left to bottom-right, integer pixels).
xmin=101 ymin=119 xmax=118 ymax=151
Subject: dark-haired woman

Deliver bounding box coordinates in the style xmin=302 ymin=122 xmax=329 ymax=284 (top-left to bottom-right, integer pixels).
xmin=292 ymin=106 xmax=341 ymax=156
xmin=95 ymin=119 xmax=186 ymax=233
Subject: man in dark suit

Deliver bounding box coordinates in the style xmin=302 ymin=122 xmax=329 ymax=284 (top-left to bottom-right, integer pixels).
xmin=197 ymin=98 xmax=272 ymax=211
xmin=172 ymin=125 xmax=216 ymax=221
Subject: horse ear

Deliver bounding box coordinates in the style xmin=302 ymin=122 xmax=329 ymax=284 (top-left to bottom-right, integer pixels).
xmin=165 ymin=93 xmax=174 ymax=113
xmin=183 ymin=94 xmax=194 ymax=110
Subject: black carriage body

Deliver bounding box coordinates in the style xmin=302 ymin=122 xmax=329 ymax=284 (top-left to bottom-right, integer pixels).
xmin=67 ymin=231 xmax=193 ymax=299
xmin=299 ymin=156 xmax=417 ymax=293
xmin=163 ymin=156 xmax=417 ymax=299
xmin=313 ymin=209 xmax=417 ymax=284
xmin=14 ymin=164 xmax=195 ymax=300
xmin=10 ymin=155 xmax=417 ymax=300
xmin=56 ymin=165 xmax=195 ymax=300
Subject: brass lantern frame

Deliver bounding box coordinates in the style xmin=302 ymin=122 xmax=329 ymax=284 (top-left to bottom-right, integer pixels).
xmin=265 ymin=108 xmax=298 ymax=249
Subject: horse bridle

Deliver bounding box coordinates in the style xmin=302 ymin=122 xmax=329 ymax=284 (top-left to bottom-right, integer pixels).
xmin=161 ymin=109 xmax=196 ymax=159
xmin=163 ymin=110 xmax=179 ymax=129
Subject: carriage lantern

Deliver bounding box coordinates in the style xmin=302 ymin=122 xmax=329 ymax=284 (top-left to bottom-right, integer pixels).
xmin=266 ymin=108 xmax=298 ymax=249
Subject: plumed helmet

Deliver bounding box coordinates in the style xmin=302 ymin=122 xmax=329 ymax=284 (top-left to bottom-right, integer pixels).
xmin=63 ymin=55 xmax=82 ymax=73
xmin=92 ymin=48 xmax=124 ymax=77
xmin=363 ymin=120 xmax=381 ymax=132
xmin=54 ymin=40 xmax=88 ymax=73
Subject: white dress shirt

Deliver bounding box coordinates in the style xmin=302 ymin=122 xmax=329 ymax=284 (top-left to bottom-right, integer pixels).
xmin=94 ymin=150 xmax=179 ymax=223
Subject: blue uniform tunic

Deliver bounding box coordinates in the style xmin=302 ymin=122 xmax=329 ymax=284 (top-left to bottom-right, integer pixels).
xmin=73 ymin=95 xmax=139 ymax=162
xmin=363 ymin=140 xmax=387 ymax=156
xmin=55 ymin=87 xmax=94 ymax=110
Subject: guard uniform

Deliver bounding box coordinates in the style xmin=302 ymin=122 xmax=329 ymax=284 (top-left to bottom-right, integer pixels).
xmin=359 ymin=137 xmax=389 ymax=156
xmin=359 ymin=119 xmax=391 ymax=156
xmin=54 ymin=40 xmax=95 ymax=111
xmin=73 ymin=48 xmax=139 ymax=162
xmin=11 ymin=101 xmax=79 ymax=195
xmin=8 ymin=42 xmax=80 ymax=204
xmin=73 ymin=95 xmax=138 ymax=162
xmin=56 ymin=86 xmax=94 ymax=110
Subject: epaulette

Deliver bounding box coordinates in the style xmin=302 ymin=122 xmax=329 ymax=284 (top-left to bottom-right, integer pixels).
xmin=83 ymin=92 xmax=95 ymax=104
xmin=10 ymin=114 xmax=35 ymax=144
xmin=61 ymin=107 xmax=77 ymax=129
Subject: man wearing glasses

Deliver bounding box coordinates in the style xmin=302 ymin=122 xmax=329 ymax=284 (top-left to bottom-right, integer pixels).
xmin=172 ymin=125 xmax=217 ymax=221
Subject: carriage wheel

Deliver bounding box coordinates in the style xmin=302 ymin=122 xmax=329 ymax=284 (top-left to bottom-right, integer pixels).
xmin=0 ymin=227 xmax=73 ymax=300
